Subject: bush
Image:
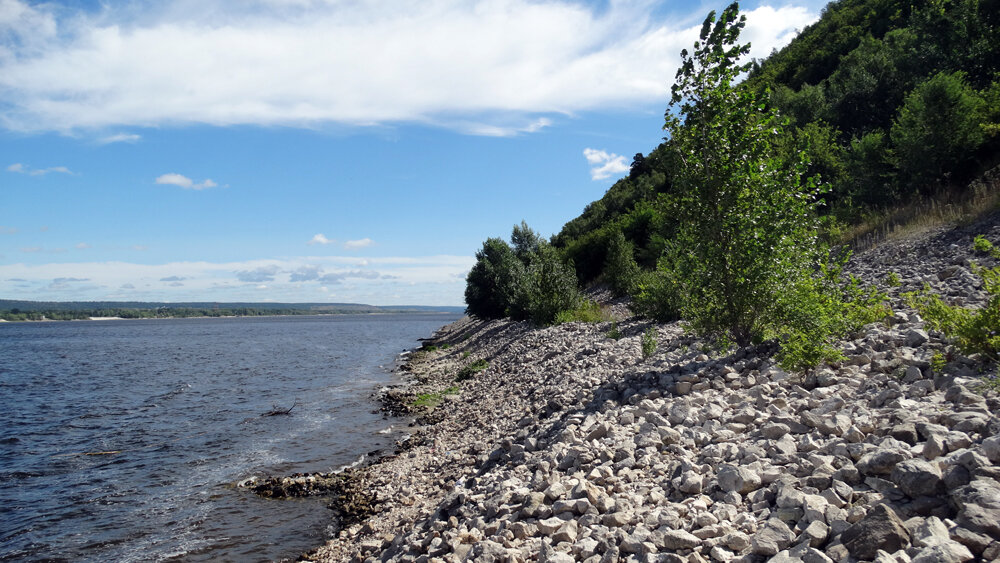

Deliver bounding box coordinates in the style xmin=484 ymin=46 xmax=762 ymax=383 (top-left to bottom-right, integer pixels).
xmin=907 ymin=235 xmax=1000 ymax=360
xmin=521 ymin=242 xmax=581 ymax=325
xmin=465 ymin=224 xmax=582 ymax=325
xmin=641 ymin=327 xmax=658 ymax=360
xmin=456 ymin=359 xmax=489 ymax=381
xmin=604 ymin=229 xmax=641 ymax=297
xmin=773 ymin=253 xmax=890 ymax=372
xmin=554 ymin=300 xmax=607 ymax=324
xmin=632 ymin=266 xmax=681 ymax=322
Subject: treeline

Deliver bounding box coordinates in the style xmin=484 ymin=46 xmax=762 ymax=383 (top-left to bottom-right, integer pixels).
xmin=0 ymin=300 xmax=464 ymax=321
xmin=2 ymin=307 xmax=343 ymax=321
xmin=463 ymin=0 xmax=1000 ymax=371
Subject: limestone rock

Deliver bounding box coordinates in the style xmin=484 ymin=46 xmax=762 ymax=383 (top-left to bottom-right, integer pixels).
xmin=841 ymin=504 xmax=911 ymax=560
xmin=717 ymin=464 xmax=762 ymax=495
xmin=891 ymin=459 xmax=944 ymax=498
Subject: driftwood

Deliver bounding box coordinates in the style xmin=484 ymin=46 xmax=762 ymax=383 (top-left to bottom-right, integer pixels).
xmin=262 ymin=401 xmax=297 ymax=417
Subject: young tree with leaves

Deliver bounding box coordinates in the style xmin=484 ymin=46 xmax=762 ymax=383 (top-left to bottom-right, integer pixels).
xmin=659 ymin=2 xmax=827 ymax=347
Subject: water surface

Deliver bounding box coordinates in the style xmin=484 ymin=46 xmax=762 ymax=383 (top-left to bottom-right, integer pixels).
xmin=0 ymin=313 xmax=459 ymax=562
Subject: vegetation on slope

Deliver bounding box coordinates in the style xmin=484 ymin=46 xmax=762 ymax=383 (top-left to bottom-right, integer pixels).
xmin=464 ymin=0 xmax=999 ymax=370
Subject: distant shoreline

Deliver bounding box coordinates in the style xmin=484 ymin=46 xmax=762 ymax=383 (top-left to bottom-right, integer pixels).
xmin=0 ymin=310 xmax=464 ymax=323
xmin=0 ymin=300 xmax=465 ymax=322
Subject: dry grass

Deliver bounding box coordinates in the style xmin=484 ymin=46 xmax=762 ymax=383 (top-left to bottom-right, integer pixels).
xmin=841 ymin=166 xmax=1000 ymax=252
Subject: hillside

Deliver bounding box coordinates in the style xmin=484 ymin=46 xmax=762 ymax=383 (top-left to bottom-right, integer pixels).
xmin=551 ymin=0 xmax=1000 ymax=286
xmin=274 ymin=211 xmax=1000 ymax=562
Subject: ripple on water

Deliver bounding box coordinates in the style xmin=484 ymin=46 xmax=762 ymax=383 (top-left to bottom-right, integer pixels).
xmin=0 ymin=313 xmax=459 ymax=562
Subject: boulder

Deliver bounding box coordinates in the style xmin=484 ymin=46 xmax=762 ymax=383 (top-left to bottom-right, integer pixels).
xmin=951 ymin=478 xmax=1000 ymax=538
xmin=840 ymin=504 xmax=911 ymax=560
xmin=890 ymin=458 xmax=944 ymax=498
xmin=717 ymin=464 xmax=762 ymax=495
xmin=752 ymin=519 xmax=795 ymax=556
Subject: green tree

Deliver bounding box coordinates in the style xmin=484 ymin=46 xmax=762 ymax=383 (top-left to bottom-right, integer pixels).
xmin=604 ymin=229 xmax=641 ymax=297
xmin=510 ymin=220 xmax=543 ymax=265
xmin=521 ymin=242 xmax=580 ymax=325
xmin=890 ymin=70 xmax=986 ymax=189
xmin=660 ymin=2 xmax=825 ymax=346
xmin=464 ymin=237 xmax=525 ymax=319
xmin=843 ymin=129 xmax=898 ymax=206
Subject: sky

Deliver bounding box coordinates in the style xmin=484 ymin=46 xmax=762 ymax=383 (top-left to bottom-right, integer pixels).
xmin=0 ymin=0 xmax=825 ymax=306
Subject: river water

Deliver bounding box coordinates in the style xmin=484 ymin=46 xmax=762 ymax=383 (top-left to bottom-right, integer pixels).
xmin=0 ymin=313 xmax=460 ymax=562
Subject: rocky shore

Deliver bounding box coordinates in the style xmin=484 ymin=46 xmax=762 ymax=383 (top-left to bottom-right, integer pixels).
xmin=273 ymin=213 xmax=1000 ymax=562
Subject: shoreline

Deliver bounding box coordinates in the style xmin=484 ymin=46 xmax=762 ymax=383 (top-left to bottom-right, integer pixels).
xmin=0 ymin=311 xmax=462 ymax=323
xmin=282 ymin=213 xmax=1000 ymax=562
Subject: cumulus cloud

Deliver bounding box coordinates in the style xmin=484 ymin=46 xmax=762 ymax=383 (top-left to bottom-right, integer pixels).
xmin=75 ymin=242 xmax=90 ymax=249
xmin=155 ymin=173 xmax=219 ymax=190
xmin=0 ymin=0 xmax=819 ymax=134
xmin=343 ymin=238 xmax=374 ymax=250
xmin=583 ymin=148 xmax=630 ymax=181
xmin=308 ymin=233 xmax=333 ymax=245
xmin=160 ymin=275 xmax=186 ymax=281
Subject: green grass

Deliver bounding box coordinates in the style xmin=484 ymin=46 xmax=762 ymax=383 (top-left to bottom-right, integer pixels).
xmin=456 ymin=359 xmax=488 ymax=381
xmin=554 ymin=300 xmax=612 ymax=324
xmin=411 ymin=386 xmax=460 ymax=409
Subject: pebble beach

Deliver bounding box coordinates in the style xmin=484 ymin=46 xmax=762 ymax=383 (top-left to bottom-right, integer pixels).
xmin=250 ymin=212 xmax=1000 ymax=563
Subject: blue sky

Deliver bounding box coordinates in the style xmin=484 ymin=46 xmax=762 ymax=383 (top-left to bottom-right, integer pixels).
xmin=1 ymin=0 xmax=824 ymax=306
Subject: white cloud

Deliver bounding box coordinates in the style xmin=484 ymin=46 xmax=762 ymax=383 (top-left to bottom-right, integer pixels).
xmin=75 ymin=242 xmax=91 ymax=249
xmin=0 ymin=254 xmax=476 ymax=304
xmin=308 ymin=233 xmax=333 ymax=245
xmin=0 ymin=1 xmax=820 ymax=134
xmin=98 ymin=132 xmax=141 ymax=144
xmin=7 ymin=162 xmax=75 ymax=175
xmin=583 ymin=148 xmax=630 ymax=181
xmin=343 ymin=238 xmax=374 ymax=250
xmin=155 ymin=173 xmax=219 ymax=190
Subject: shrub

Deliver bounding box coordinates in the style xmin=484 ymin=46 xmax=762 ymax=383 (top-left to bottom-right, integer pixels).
xmin=632 ymin=266 xmax=681 ymax=322
xmin=907 ymin=235 xmax=1000 ymax=361
xmin=521 ymin=242 xmax=581 ymax=325
xmin=554 ymin=300 xmax=607 ymax=324
xmin=465 ymin=224 xmax=582 ymax=325
xmin=456 ymin=359 xmax=489 ymax=381
xmin=606 ymin=322 xmax=623 ymax=340
xmin=641 ymin=327 xmax=658 ymax=359
xmin=604 ymin=229 xmax=641 ymax=297
xmin=773 ymin=253 xmax=891 ymax=372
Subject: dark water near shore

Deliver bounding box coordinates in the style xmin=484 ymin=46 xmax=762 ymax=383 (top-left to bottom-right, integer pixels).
xmin=0 ymin=313 xmax=460 ymax=562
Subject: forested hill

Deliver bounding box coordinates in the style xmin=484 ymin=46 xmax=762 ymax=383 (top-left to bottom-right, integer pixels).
xmin=463 ymin=0 xmax=1000 ymax=372
xmin=553 ymin=0 xmax=1000 ymax=284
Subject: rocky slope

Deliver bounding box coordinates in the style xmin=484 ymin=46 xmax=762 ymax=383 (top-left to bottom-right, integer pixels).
xmin=299 ymin=212 xmax=1000 ymax=563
